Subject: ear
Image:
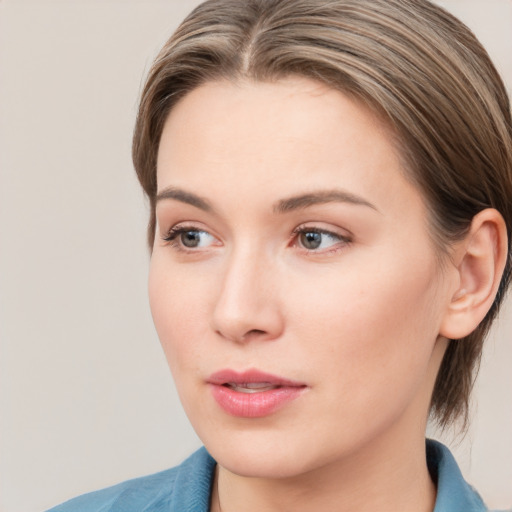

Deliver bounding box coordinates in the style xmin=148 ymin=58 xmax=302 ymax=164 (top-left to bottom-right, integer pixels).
xmin=440 ymin=208 xmax=508 ymax=340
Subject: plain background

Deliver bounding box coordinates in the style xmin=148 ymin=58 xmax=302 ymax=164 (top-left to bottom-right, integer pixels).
xmin=1 ymin=1 xmax=511 ymax=511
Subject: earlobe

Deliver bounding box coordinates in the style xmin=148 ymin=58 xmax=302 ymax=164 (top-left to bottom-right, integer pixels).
xmin=440 ymin=208 xmax=508 ymax=340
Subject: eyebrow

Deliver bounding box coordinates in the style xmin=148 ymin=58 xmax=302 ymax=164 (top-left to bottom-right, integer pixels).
xmin=156 ymin=187 xmax=213 ymax=212
xmin=273 ymin=190 xmax=378 ymax=214
xmin=155 ymin=186 xmax=378 ymax=214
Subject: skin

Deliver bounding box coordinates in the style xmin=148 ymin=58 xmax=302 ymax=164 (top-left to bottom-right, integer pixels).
xmin=149 ymin=77 xmax=500 ymax=512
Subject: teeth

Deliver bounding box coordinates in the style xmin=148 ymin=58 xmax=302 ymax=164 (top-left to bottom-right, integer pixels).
xmin=226 ymin=382 xmax=279 ymax=393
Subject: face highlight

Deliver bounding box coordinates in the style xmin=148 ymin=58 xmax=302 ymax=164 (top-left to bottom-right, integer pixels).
xmin=149 ymin=78 xmax=453 ymax=479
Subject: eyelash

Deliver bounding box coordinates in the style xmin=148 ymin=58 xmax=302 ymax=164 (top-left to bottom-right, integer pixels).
xmin=161 ymin=224 xmax=352 ymax=254
xmin=161 ymin=225 xmax=211 ymax=251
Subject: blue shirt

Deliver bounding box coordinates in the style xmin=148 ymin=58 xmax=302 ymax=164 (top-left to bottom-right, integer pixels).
xmin=46 ymin=439 xmax=492 ymax=511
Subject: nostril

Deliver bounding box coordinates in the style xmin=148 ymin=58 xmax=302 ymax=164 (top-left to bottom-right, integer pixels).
xmin=244 ymin=329 xmax=267 ymax=339
xmin=215 ymin=328 xmax=270 ymax=343
xmin=248 ymin=329 xmax=266 ymax=336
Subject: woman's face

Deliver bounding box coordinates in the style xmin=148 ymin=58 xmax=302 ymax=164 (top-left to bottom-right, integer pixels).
xmin=150 ymin=77 xmax=454 ymax=478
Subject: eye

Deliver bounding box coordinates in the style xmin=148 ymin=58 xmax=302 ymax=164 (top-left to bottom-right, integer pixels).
xmin=294 ymin=227 xmax=350 ymax=252
xmin=163 ymin=226 xmax=217 ymax=250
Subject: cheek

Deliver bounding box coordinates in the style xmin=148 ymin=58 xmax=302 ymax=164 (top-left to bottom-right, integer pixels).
xmin=148 ymin=256 xmax=211 ymax=376
xmin=286 ymin=249 xmax=443 ymax=392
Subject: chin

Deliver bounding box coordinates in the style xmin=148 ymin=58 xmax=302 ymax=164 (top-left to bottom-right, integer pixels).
xmin=214 ymin=445 xmax=314 ymax=479
xmin=197 ymin=424 xmax=340 ymax=479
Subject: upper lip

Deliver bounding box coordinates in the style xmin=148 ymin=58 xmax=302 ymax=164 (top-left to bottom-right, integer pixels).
xmin=208 ymin=369 xmax=306 ymax=387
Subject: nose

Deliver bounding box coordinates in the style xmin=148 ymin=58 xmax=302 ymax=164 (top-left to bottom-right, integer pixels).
xmin=211 ymin=247 xmax=284 ymax=343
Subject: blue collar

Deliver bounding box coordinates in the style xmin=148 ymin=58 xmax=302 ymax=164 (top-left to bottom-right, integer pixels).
xmin=169 ymin=446 xmax=216 ymax=511
xmin=427 ymin=439 xmax=488 ymax=511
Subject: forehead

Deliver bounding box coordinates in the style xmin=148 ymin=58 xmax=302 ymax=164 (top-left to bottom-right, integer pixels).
xmin=156 ymin=77 xmax=423 ymax=217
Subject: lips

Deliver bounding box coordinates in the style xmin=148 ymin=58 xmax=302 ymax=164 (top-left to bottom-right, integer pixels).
xmin=224 ymin=382 xmax=280 ymax=393
xmin=208 ymin=369 xmax=307 ymax=418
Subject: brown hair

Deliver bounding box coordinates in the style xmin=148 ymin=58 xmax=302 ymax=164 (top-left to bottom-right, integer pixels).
xmin=132 ymin=0 xmax=512 ymax=428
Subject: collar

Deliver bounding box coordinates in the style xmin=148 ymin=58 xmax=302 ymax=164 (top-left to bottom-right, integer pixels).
xmin=169 ymin=446 xmax=216 ymax=511
xmin=427 ymin=439 xmax=488 ymax=512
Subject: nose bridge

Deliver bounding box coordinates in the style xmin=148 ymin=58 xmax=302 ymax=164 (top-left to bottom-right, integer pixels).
xmin=212 ymin=241 xmax=283 ymax=342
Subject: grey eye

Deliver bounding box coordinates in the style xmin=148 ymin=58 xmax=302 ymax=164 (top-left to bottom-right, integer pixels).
xmin=178 ymin=229 xmax=216 ymax=249
xmin=297 ymin=229 xmax=344 ymax=251
xmin=300 ymin=231 xmax=322 ymax=250
xmin=181 ymin=230 xmax=202 ymax=248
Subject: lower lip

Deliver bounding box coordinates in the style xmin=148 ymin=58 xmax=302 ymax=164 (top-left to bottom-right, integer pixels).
xmin=209 ymin=384 xmax=306 ymax=418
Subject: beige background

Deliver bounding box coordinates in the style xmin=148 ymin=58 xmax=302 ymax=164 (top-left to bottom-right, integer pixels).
xmin=1 ymin=1 xmax=511 ymax=511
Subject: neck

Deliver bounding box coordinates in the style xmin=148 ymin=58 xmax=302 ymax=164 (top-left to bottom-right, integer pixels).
xmin=211 ymin=431 xmax=436 ymax=512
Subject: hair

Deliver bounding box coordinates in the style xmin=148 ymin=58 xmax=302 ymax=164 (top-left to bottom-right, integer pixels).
xmin=132 ymin=0 xmax=512 ymax=429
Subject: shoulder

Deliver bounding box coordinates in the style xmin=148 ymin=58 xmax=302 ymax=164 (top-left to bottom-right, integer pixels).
xmin=45 ymin=447 xmax=216 ymax=512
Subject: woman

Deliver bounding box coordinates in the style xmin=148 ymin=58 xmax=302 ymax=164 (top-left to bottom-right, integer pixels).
xmin=47 ymin=0 xmax=511 ymax=510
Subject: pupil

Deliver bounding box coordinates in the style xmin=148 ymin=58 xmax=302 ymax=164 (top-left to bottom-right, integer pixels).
xmin=302 ymin=231 xmax=321 ymax=249
xmin=181 ymin=231 xmax=201 ymax=247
